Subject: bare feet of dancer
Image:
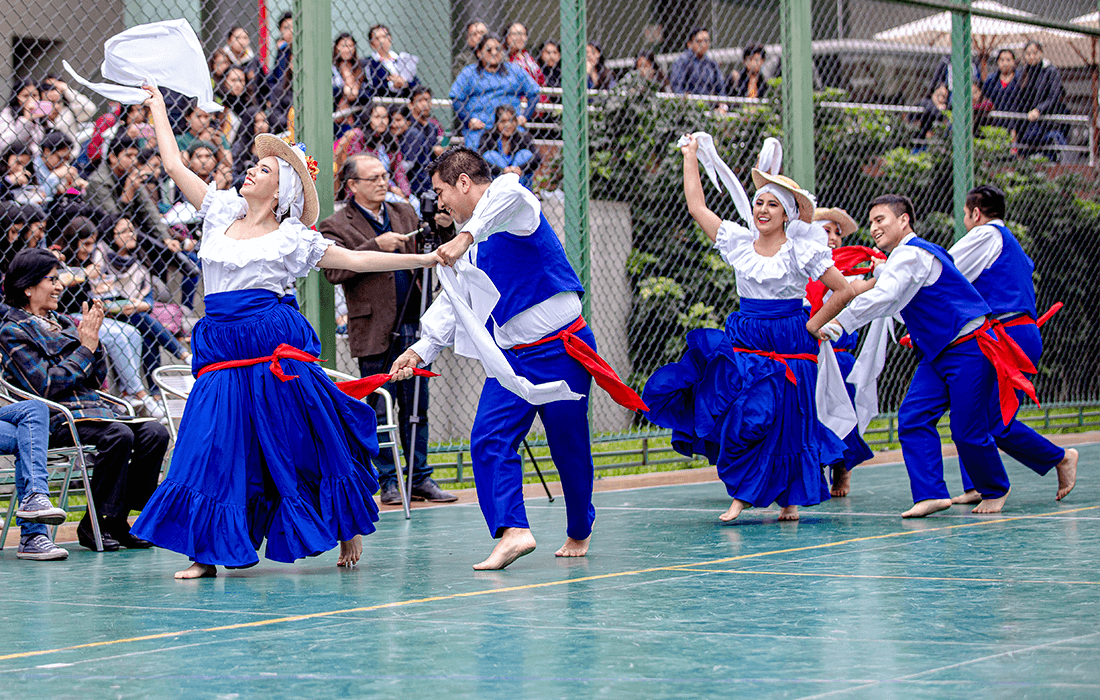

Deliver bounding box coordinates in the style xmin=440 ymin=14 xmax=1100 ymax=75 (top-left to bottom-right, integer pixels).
xmin=1056 ymin=448 xmax=1078 ymax=501
xmin=830 ymin=466 xmax=850 ymax=497
xmin=778 ymin=505 xmax=799 ymax=521
xmin=950 ymin=489 xmax=981 ymax=504
xmin=338 ymin=535 xmax=362 ymax=567
xmin=719 ymin=499 xmax=750 ymax=522
xmin=901 ymin=498 xmax=952 ymax=518
xmin=175 ymin=563 xmax=217 ymax=579
xmin=972 ymin=487 xmax=1010 ymax=514
xmin=555 ymin=536 xmax=589 ymax=558
xmin=473 ymin=527 xmax=537 ymax=570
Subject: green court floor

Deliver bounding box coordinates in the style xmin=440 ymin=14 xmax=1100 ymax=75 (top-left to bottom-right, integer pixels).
xmin=1 ymin=444 xmax=1098 ymax=699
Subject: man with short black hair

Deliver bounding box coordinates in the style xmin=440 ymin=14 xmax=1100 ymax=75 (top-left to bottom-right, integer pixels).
xmin=670 ymin=28 xmax=725 ymax=96
xmin=367 ymin=24 xmax=420 ymax=99
xmin=729 ymin=44 xmax=768 ymax=98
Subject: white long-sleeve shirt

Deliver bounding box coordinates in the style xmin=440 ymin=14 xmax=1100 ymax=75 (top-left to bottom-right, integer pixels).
xmin=948 ymin=219 xmax=1005 ymax=283
xmin=836 ymin=232 xmax=984 ymax=338
xmin=410 ymin=174 xmax=582 ymax=364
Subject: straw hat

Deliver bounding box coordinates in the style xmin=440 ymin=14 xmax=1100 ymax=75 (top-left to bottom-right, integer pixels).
xmin=750 ymin=169 xmax=815 ymax=224
xmin=253 ymin=133 xmax=320 ymax=226
xmin=813 ymin=207 xmax=858 ymax=237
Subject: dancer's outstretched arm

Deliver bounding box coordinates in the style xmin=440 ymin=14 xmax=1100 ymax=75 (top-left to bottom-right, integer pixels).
xmin=681 ymin=135 xmax=722 ymax=241
xmin=319 ymin=245 xmax=441 ymax=273
xmin=142 ymin=85 xmax=208 ymax=209
xmin=807 ymin=266 xmax=855 ymax=338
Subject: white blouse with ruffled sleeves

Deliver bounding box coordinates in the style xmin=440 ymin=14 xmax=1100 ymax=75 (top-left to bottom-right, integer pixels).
xmin=714 ymin=219 xmax=833 ymax=300
xmin=197 ymin=183 xmax=333 ymax=296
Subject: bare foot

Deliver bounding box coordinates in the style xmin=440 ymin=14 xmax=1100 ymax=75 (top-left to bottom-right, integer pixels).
xmin=830 ymin=466 xmax=850 ymax=497
xmin=1056 ymin=448 xmax=1078 ymax=501
xmin=175 ymin=563 xmax=217 ymax=579
xmin=950 ymin=489 xmax=981 ymax=504
xmin=555 ymin=536 xmax=589 ymax=557
xmin=338 ymin=535 xmax=362 ymax=567
xmin=473 ymin=528 xmax=536 ymax=570
xmin=901 ymin=498 xmax=952 ymax=518
xmin=778 ymin=505 xmax=799 ymax=521
xmin=973 ymin=487 xmax=1011 ymax=514
xmin=719 ymin=499 xmax=750 ymax=522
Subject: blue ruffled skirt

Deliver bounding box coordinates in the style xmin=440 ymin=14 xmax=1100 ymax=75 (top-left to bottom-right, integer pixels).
xmin=642 ymin=298 xmax=844 ymax=507
xmin=834 ymin=329 xmax=874 ymax=472
xmin=132 ymin=289 xmax=380 ymax=567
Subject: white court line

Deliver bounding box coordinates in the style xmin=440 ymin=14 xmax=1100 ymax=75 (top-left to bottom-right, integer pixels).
xmin=528 ymin=504 xmax=1100 ymax=521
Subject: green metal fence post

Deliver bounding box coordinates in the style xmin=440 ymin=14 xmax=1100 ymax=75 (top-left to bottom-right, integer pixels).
xmin=293 ymin=0 xmax=336 ymax=367
xmin=560 ymin=0 xmax=591 ymax=321
xmin=779 ymin=0 xmax=816 ymax=190
xmin=951 ymin=3 xmax=973 ymax=242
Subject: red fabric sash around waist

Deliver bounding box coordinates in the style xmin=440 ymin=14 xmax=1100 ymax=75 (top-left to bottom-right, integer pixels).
xmin=196 ymin=343 xmax=439 ymax=400
xmin=511 ymin=317 xmax=649 ymax=412
xmin=947 ymin=320 xmax=1039 ymax=425
xmin=899 ymin=302 xmax=1063 ymax=349
xmin=729 ymin=347 xmax=818 ymax=385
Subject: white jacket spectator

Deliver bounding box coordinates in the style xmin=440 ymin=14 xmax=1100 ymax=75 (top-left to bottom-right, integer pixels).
xmin=40 ymin=78 xmax=98 ymax=146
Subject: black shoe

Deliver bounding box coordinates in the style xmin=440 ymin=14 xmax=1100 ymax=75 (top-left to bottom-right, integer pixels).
xmin=105 ymin=517 xmax=154 ymax=549
xmin=411 ymin=478 xmax=458 ymax=503
xmin=379 ymin=482 xmax=403 ymax=505
xmin=77 ymin=516 xmax=120 ymax=552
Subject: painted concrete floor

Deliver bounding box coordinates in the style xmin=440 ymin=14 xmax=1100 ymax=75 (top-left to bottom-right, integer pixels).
xmin=0 ymin=444 xmax=1097 ymax=699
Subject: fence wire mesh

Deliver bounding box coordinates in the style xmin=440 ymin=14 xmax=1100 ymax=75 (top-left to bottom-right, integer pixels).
xmin=2 ymin=0 xmax=1099 ymax=478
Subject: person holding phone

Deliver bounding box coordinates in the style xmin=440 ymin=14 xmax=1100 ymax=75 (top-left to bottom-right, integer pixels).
xmin=0 ymin=78 xmax=50 ymax=156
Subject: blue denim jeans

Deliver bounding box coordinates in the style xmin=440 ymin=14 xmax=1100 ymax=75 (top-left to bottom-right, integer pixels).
xmin=71 ymin=316 xmax=146 ymax=396
xmin=0 ymin=401 xmax=51 ymax=537
xmin=115 ymin=311 xmax=188 ymax=388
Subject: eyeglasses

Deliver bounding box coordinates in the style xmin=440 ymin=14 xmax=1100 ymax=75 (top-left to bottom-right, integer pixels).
xmin=483 ymin=46 xmax=503 ymax=54
xmin=43 ymin=275 xmax=59 ymax=284
xmin=348 ymin=174 xmax=388 ymax=183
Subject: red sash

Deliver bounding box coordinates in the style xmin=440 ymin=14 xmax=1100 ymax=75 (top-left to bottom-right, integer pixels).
xmin=947 ymin=320 xmax=1038 ymax=425
xmin=196 ymin=343 xmax=439 ymax=400
xmin=729 ymin=347 xmax=818 ymax=385
xmin=512 ymin=317 xmax=648 ymax=412
xmin=805 ymin=246 xmax=887 ymax=315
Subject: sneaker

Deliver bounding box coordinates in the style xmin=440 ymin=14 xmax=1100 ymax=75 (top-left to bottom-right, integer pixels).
xmin=141 ymin=395 xmax=167 ymax=420
xmin=17 ymin=534 xmax=69 ymax=561
xmin=15 ymin=493 xmax=67 ymax=525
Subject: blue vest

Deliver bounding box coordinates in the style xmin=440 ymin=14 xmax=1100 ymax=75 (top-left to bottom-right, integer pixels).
xmin=970 ymin=223 xmax=1037 ymax=318
xmin=476 ymin=212 xmax=585 ymax=326
xmin=899 ymin=237 xmax=991 ymax=360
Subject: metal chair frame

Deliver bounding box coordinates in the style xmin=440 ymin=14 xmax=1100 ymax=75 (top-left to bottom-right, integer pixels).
xmin=0 ymin=379 xmax=135 ymax=552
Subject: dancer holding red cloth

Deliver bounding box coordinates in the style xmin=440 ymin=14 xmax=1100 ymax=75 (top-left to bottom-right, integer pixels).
xmin=130 ymin=86 xmax=439 ymax=579
xmin=390 ymin=147 xmax=644 ymax=570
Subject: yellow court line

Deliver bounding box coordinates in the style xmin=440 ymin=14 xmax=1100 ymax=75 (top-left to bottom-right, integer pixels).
xmin=676 ymin=569 xmax=1100 ymax=585
xmin=2 ymin=502 xmax=1097 ymax=663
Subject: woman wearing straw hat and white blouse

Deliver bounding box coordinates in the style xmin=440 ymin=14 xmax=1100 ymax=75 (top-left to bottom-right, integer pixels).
xmin=131 ymin=85 xmax=440 ymax=579
xmin=643 ymin=135 xmax=855 ymax=523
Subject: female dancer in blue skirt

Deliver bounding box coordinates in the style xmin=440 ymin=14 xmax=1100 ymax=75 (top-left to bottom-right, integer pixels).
xmin=642 ymin=135 xmax=855 ymax=522
xmin=131 ymin=86 xmax=439 ymax=578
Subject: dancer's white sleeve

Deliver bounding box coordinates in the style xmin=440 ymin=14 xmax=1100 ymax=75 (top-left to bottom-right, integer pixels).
xmin=460 ymin=174 xmax=541 ymax=243
xmin=410 ymin=294 xmax=457 ymax=365
xmin=948 ymin=222 xmax=1004 ymax=282
xmin=835 ymin=242 xmax=938 ymax=332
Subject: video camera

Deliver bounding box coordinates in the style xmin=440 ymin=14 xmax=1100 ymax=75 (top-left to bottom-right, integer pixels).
xmin=417 ymin=191 xmax=455 ymax=249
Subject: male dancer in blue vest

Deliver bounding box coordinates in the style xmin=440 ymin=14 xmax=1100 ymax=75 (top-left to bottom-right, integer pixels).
xmin=391 ymin=147 xmax=643 ymax=569
xmin=824 ymin=194 xmax=1020 ymax=517
xmin=946 ymin=185 xmax=1077 ymax=504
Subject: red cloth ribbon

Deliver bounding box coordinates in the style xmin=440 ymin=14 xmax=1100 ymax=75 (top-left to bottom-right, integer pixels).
xmin=512 ymin=318 xmax=649 ymax=412
xmin=947 ymin=320 xmax=1039 ymax=425
xmin=805 ymin=246 xmax=887 ymax=316
xmin=729 ymin=347 xmax=818 ymax=385
xmin=196 ymin=343 xmax=439 ymax=399
xmin=899 ymin=302 xmax=1064 ymax=349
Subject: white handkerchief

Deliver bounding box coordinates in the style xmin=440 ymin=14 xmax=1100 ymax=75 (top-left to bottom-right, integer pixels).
xmin=848 ymin=317 xmax=894 ymax=435
xmin=678 ymin=132 xmax=752 ymax=224
xmin=64 ymin=19 xmax=222 ymax=112
xmin=816 ymin=340 xmax=858 ymax=439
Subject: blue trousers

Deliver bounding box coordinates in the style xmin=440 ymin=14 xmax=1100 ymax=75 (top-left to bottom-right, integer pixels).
xmin=959 ymin=321 xmax=1064 ymax=491
xmin=898 ymin=337 xmax=1010 ymax=502
xmin=470 ymin=325 xmax=596 ymax=540
xmin=0 ymin=401 xmax=51 ymax=537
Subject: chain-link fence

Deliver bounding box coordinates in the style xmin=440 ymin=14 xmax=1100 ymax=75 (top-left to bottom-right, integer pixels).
xmin=3 ymin=0 xmax=1099 ymax=481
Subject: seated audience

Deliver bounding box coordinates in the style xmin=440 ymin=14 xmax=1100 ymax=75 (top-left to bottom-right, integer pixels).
xmin=915 ymin=82 xmax=949 ymax=141
xmin=40 ymin=131 xmax=87 ymax=203
xmin=176 ymin=103 xmax=231 ymax=166
xmin=332 ymin=32 xmax=370 ymax=105
xmin=586 ymin=42 xmax=614 ymax=90
xmin=478 ymin=104 xmax=541 ymax=189
xmin=208 ymin=47 xmax=232 ymax=89
xmin=231 ymin=109 xmax=270 ymax=188
xmin=1016 ymin=41 xmax=1068 ymax=160
xmin=40 ymin=76 xmax=97 ymax=149
xmin=729 ymin=44 xmax=768 ymax=98
xmin=1 ymin=202 xmax=47 ymax=278
xmin=505 ymin=22 xmax=545 ymax=87
xmin=408 ymin=86 xmax=444 ymax=157
xmin=454 ymin=21 xmax=489 ymax=77
xmin=629 ymin=50 xmax=669 ymax=90
xmin=539 ymin=41 xmax=562 ymax=90
xmin=670 ymin=28 xmax=725 ymax=96
xmin=222 ymin=25 xmax=264 ymax=88
xmin=367 ymin=24 xmax=420 ymax=99
xmin=2 ymin=141 xmax=48 ymax=205
xmin=391 ymin=104 xmax=434 ymax=196
xmin=451 ymin=33 xmax=540 ymax=148
xmin=216 ymin=66 xmax=255 ymax=145
xmin=982 ymin=48 xmax=1021 ymax=134
xmin=0 ymin=78 xmax=46 ymax=155
xmin=972 ymin=82 xmax=994 ymax=134
xmin=0 ymin=248 xmax=169 ymax=551
xmin=0 ymin=398 xmax=68 ymax=560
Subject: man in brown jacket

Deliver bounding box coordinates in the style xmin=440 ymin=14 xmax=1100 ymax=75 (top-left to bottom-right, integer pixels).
xmin=319 ymin=154 xmax=456 ymax=505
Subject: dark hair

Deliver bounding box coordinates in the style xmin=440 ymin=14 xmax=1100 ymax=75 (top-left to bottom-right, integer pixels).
xmin=0 ymin=201 xmax=25 ymax=229
xmin=186 ymin=140 xmax=217 ymax=157
xmin=278 ymin=11 xmax=292 ymax=28
xmin=869 ymin=194 xmax=915 ymax=228
xmin=475 ymin=33 xmax=504 ymax=72
xmin=411 ymin=85 xmax=433 ymax=101
xmin=389 ymin=104 xmax=412 ymax=121
xmin=996 ymin=48 xmax=1016 ymax=62
xmin=208 ymin=47 xmax=230 ymax=77
xmin=8 ymin=77 xmax=37 ymax=114
xmin=61 ymin=215 xmax=98 ymax=261
xmin=124 ymin=103 xmax=151 ymax=124
xmin=2 ymin=141 xmax=35 ymax=182
xmin=493 ymin=103 xmax=518 ymax=126
xmin=368 ymin=24 xmax=389 ymax=42
xmin=184 ymin=101 xmax=203 ymax=119
xmin=136 ymin=147 xmax=160 ymax=167
xmin=3 ymin=248 xmax=59 ymax=309
xmin=22 ymin=203 xmax=47 ymax=223
xmin=41 ymin=130 xmax=73 ymax=154
xmin=428 ymin=146 xmax=492 ymax=186
xmin=588 ymin=42 xmax=605 ymax=71
xmin=540 ymin=40 xmax=560 ymax=55
xmin=227 ymin=25 xmax=246 ymax=41
xmin=687 ymin=27 xmax=709 ymax=44
xmin=503 ymin=22 xmax=527 ymax=52
xmin=333 ymin=31 xmax=358 ymax=62
xmin=1026 ymin=40 xmax=1043 ymax=53
xmin=743 ymin=44 xmax=766 ymax=61
xmin=338 ymin=153 xmax=384 ymax=201
xmin=108 ymin=134 xmax=140 ymax=158
xmin=98 ymin=212 xmax=130 ymax=238
xmin=965 ymin=185 xmax=1006 ymax=220
xmin=465 ymin=20 xmax=486 ymax=33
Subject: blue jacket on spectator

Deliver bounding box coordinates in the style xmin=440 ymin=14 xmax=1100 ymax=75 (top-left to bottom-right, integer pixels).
xmin=1016 ymin=58 xmax=1067 ymax=149
xmin=982 ymin=70 xmax=1020 ymax=131
xmin=398 ymin=125 xmax=435 ymax=196
xmin=365 ymin=54 xmax=420 ymax=99
xmin=669 ymin=50 xmax=725 ymax=96
xmin=0 ymin=306 xmax=124 ymax=433
xmin=450 ymin=63 xmax=540 ymax=149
